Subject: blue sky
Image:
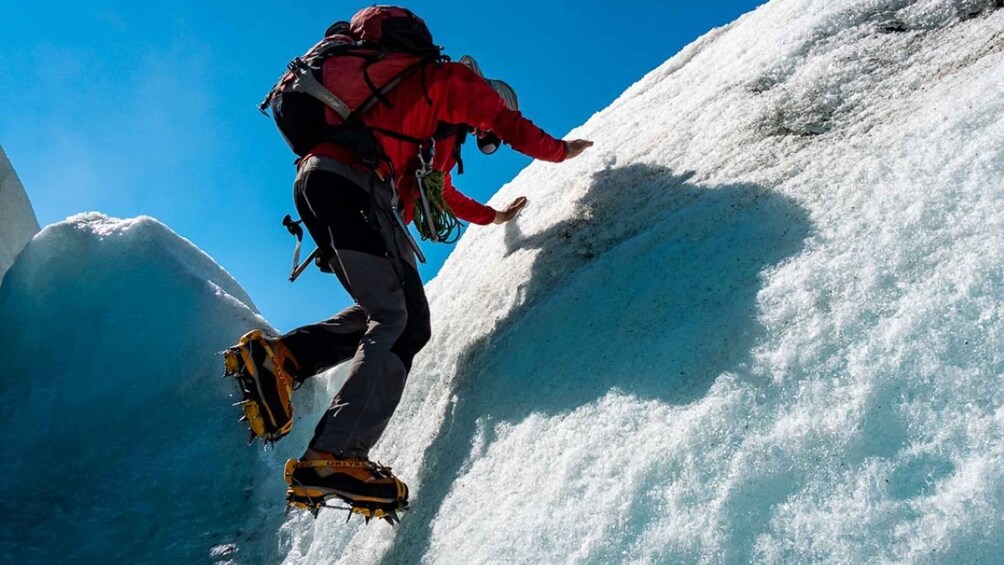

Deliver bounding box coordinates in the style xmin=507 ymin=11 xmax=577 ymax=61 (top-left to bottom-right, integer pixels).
xmin=1 ymin=1 xmax=763 ymax=332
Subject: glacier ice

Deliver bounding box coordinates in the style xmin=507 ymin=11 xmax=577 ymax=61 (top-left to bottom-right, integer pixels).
xmin=0 ymin=146 xmax=40 ymax=283
xmin=281 ymin=0 xmax=1004 ymax=563
xmin=2 ymin=0 xmax=1002 ymax=562
xmin=0 ymin=213 xmax=338 ymax=563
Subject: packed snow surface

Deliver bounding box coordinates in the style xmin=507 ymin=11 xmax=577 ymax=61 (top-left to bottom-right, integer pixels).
xmin=282 ymin=0 xmax=1004 ymax=563
xmin=0 ymin=146 xmax=40 ymax=282
xmin=0 ymin=213 xmax=338 ymax=563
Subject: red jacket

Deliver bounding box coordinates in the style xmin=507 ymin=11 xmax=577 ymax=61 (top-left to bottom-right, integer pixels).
xmin=308 ymin=61 xmax=567 ymax=224
xmin=442 ymin=172 xmax=496 ymax=226
xmin=431 ymin=132 xmax=496 ymax=225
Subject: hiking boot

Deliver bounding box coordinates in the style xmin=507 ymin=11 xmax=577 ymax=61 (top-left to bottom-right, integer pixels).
xmin=222 ymin=329 xmax=300 ymax=445
xmin=284 ymin=454 xmax=409 ymax=524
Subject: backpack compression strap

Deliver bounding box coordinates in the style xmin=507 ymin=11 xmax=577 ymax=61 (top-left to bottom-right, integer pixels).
xmin=285 ymin=54 xmax=437 ymax=150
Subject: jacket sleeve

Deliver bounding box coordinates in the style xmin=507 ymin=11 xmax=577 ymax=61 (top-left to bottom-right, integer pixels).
xmin=442 ymin=172 xmax=496 ymax=225
xmin=438 ymin=64 xmax=567 ymax=163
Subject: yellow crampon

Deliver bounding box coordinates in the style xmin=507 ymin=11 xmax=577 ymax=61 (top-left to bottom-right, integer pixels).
xmin=282 ymin=458 xmax=408 ymax=525
xmin=221 ymin=329 xmax=300 ymax=445
xmin=285 ymin=497 xmax=404 ymax=525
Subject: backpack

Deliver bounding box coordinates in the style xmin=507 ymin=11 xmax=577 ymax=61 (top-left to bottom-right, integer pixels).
xmin=259 ymin=6 xmax=444 ymax=166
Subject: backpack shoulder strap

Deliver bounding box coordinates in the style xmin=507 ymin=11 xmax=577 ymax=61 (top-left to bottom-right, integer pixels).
xmin=431 ymin=122 xmax=468 ymax=175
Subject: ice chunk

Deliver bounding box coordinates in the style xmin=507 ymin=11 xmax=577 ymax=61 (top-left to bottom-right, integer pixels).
xmin=0 ymin=213 xmax=333 ymax=562
xmin=0 ymin=146 xmax=40 ymax=283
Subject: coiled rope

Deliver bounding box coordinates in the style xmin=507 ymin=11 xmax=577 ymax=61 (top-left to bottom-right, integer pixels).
xmin=413 ymin=170 xmax=463 ymax=243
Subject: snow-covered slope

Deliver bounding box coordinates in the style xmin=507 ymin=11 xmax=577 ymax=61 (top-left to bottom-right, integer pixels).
xmin=283 ymin=0 xmax=1004 ymax=562
xmin=0 ymin=146 xmax=40 ymax=283
xmin=0 ymin=214 xmax=337 ymax=563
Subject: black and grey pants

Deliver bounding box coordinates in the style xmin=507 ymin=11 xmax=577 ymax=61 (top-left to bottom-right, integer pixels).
xmin=281 ymin=156 xmax=431 ymax=457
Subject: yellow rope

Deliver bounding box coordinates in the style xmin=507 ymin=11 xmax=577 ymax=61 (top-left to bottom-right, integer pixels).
xmin=413 ymin=170 xmax=463 ymax=243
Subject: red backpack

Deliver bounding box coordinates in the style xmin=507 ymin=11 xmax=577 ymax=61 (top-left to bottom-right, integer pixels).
xmin=260 ymin=6 xmax=444 ymax=166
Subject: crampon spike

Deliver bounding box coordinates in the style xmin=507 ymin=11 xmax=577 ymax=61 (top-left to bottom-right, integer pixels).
xmin=247 ymin=431 xmax=256 ymax=446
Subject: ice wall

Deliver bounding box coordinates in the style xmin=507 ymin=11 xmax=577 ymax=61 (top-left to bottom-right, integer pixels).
xmin=282 ymin=0 xmax=1004 ymax=563
xmin=0 ymin=146 xmax=40 ymax=282
xmin=0 ymin=213 xmax=335 ymax=563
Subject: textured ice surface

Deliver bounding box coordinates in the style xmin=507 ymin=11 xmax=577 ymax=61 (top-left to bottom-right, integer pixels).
xmin=282 ymin=0 xmax=1004 ymax=563
xmin=0 ymin=213 xmax=337 ymax=563
xmin=0 ymin=146 xmax=40 ymax=282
